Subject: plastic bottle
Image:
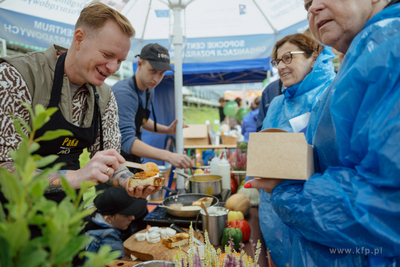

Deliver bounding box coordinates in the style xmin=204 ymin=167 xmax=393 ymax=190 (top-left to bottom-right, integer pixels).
xmin=218 ymin=150 xmax=231 ymax=190
xmin=210 ymin=156 xmax=220 ymax=175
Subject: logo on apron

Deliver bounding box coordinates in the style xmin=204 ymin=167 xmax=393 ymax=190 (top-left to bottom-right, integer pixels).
xmin=57 ymin=137 xmax=80 ymax=155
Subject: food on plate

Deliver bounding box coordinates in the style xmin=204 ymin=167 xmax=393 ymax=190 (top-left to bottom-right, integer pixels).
xmin=169 ymin=203 xmax=183 ymax=209
xmin=192 ymin=197 xmax=214 ymax=208
xmin=146 ymin=232 xmax=161 ymax=243
xmin=180 ymin=206 xmax=202 ymax=211
xmin=162 ymin=233 xmax=190 ymax=248
xmin=135 ymin=233 xmax=146 ymax=242
xmin=148 ymin=226 xmax=161 ymax=233
xmin=167 ymin=203 xmax=201 ymax=211
xmin=128 ymin=171 xmax=166 ymax=188
xmin=160 ymin=228 xmax=176 ymax=239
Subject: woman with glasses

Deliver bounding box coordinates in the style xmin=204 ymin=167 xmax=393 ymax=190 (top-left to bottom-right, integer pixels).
xmin=254 ymin=33 xmax=336 ymax=267
xmin=262 ymin=33 xmax=335 ymax=132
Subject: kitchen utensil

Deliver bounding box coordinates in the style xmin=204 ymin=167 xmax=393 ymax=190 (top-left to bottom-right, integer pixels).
xmin=170 ymin=224 xmax=203 ymax=246
xmin=161 ymin=193 xmax=219 ymax=218
xmin=200 ymin=203 xmax=209 ymax=216
xmin=123 ymin=227 xmax=203 ymax=262
xmin=199 ymin=206 xmax=229 ymax=246
xmin=174 ymin=171 xmax=222 ymax=195
xmin=122 ymin=161 xmax=159 ymax=172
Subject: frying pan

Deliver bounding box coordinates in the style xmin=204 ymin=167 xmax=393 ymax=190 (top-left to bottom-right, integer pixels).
xmin=161 ymin=193 xmax=219 ymax=218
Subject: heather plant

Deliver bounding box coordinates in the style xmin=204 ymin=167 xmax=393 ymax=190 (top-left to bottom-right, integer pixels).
xmin=0 ymin=104 xmax=119 ymax=267
xmin=173 ymin=224 xmax=261 ymax=267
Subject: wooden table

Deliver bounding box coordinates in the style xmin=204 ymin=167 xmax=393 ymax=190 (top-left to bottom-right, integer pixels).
xmin=184 ymin=144 xmax=236 ymax=149
xmin=108 ymin=207 xmax=271 ymax=267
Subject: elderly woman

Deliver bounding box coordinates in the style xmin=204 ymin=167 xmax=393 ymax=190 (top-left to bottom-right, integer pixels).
xmin=251 ymin=33 xmax=336 ymax=267
xmin=246 ymin=0 xmax=400 ymax=266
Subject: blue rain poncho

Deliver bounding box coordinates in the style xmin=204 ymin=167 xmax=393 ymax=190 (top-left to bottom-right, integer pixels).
xmin=271 ymin=3 xmax=400 ymax=266
xmin=259 ymin=46 xmax=336 ymax=267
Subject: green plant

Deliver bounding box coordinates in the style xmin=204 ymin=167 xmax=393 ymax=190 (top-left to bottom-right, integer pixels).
xmin=0 ymin=104 xmax=119 ymax=267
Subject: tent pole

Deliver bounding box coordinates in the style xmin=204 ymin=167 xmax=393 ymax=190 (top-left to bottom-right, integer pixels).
xmin=172 ymin=6 xmax=185 ymax=192
xmin=252 ymin=0 xmax=278 ymax=35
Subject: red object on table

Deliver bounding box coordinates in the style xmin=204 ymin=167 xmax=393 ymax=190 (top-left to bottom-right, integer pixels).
xmin=231 ymin=178 xmax=236 ymax=193
xmin=228 ymin=219 xmax=251 ymax=242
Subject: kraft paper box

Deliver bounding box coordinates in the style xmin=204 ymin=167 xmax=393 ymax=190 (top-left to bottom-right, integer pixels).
xmin=246 ymin=128 xmax=315 ymax=180
xmin=183 ymin=124 xmax=212 ymax=146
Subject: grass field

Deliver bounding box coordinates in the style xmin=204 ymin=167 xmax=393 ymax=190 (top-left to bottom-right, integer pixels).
xmin=183 ymin=106 xmax=220 ymax=132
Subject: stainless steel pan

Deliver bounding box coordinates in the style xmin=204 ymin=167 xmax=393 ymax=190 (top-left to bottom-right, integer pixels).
xmin=175 ymin=172 xmax=223 ymax=195
xmin=161 ymin=193 xmax=219 ymax=218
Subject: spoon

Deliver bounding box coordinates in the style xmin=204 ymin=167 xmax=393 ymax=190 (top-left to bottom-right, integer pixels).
xmin=200 ymin=203 xmax=209 ymax=216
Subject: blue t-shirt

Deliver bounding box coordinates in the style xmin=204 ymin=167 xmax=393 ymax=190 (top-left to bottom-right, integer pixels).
xmin=111 ymin=77 xmax=154 ymax=154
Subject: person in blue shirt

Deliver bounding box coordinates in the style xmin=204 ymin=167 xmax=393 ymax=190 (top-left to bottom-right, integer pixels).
xmin=111 ymin=44 xmax=191 ymax=172
xmin=85 ymin=187 xmax=148 ymax=259
xmin=241 ymin=96 xmax=261 ymax=142
xmin=246 ymin=0 xmax=400 ymax=266
xmin=256 ymin=79 xmax=282 ymax=132
xmin=249 ymin=33 xmax=336 ymax=267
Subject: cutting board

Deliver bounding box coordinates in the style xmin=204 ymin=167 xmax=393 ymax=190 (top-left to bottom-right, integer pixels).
xmin=123 ymin=227 xmax=204 ymax=262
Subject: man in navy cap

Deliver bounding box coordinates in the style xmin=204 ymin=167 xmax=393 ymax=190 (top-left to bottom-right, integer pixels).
xmin=111 ymin=43 xmax=191 ymax=171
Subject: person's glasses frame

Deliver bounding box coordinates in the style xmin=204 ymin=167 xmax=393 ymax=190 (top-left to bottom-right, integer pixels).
xmin=271 ymin=51 xmax=305 ymax=68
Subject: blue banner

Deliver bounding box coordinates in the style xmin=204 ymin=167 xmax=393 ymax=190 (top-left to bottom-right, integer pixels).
xmin=0 ymin=8 xmax=74 ymax=49
xmin=129 ymin=34 xmax=281 ymax=64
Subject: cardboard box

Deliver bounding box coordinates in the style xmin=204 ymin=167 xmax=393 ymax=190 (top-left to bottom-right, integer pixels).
xmin=246 ymin=128 xmax=315 ymax=180
xmin=183 ymin=124 xmax=212 ymax=146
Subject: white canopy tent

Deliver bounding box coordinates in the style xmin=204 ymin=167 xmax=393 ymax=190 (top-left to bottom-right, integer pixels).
xmin=0 ymin=0 xmax=308 ymax=189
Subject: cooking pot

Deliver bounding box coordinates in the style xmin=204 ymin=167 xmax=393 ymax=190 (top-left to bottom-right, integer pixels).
xmin=175 ymin=172 xmax=222 ymax=196
xmin=161 ymin=193 xmax=219 ymax=218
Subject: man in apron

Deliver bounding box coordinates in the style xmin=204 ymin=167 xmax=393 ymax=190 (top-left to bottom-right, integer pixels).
xmin=0 ymin=2 xmax=160 ymax=208
xmin=111 ymin=43 xmax=191 ymax=171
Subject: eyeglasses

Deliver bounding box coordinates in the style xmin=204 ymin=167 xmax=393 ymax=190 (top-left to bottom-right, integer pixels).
xmin=271 ymin=51 xmax=305 ymax=68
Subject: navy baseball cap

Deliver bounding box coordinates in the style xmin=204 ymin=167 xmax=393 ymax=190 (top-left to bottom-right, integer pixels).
xmin=94 ymin=187 xmax=147 ymax=217
xmin=135 ymin=43 xmax=174 ymax=71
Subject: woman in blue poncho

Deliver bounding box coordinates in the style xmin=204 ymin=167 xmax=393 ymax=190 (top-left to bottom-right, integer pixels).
xmin=247 ymin=0 xmax=400 ymax=266
xmin=249 ymin=33 xmax=336 ymax=267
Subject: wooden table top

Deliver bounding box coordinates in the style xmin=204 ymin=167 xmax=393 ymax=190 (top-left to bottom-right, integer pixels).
xmin=107 ymin=207 xmax=270 ymax=267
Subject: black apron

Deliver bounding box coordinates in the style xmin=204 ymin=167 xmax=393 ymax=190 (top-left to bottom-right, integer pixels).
xmin=33 ymin=51 xmax=102 ymax=203
xmin=120 ymin=75 xmax=157 ymax=166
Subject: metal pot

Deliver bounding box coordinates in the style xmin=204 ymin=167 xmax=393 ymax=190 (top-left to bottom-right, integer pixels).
xmin=162 ymin=193 xmax=219 ymax=218
xmin=176 ymin=172 xmax=222 ymax=196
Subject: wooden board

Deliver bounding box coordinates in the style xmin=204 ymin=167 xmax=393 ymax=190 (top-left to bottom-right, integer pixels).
xmin=123 ymin=228 xmax=203 ymax=262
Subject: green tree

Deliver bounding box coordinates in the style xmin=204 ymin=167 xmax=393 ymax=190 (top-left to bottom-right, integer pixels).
xmin=0 ymin=104 xmax=119 ymax=267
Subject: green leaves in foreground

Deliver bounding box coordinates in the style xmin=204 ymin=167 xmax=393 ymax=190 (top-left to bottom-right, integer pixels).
xmin=0 ymin=104 xmax=118 ymax=266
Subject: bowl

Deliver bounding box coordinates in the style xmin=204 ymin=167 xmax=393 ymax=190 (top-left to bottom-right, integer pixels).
xmin=133 ymin=260 xmax=175 ymax=267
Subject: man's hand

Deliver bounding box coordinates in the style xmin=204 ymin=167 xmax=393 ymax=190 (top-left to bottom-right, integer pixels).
xmin=244 ymin=177 xmax=283 ymax=193
xmin=124 ymin=183 xmax=162 ymax=198
xmin=67 ymin=149 xmax=124 ymax=188
xmin=168 ymin=153 xmax=192 ymax=169
xmin=165 ymin=118 xmax=189 ymax=135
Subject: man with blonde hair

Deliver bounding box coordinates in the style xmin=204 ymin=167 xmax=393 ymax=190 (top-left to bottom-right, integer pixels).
xmin=0 ymin=2 xmax=159 ymax=213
